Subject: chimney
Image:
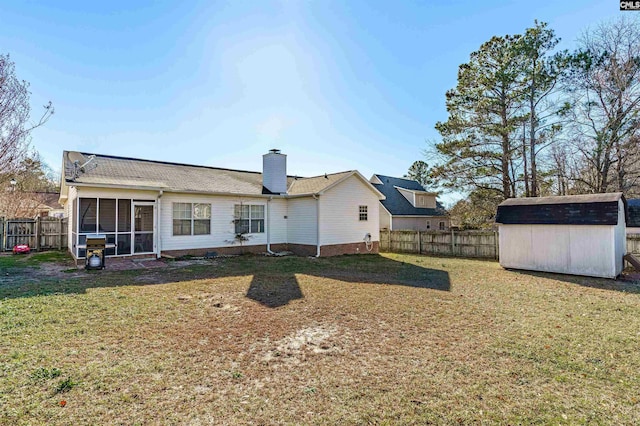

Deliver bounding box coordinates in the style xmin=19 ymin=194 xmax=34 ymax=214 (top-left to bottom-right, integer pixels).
xmin=263 ymin=149 xmax=287 ymax=194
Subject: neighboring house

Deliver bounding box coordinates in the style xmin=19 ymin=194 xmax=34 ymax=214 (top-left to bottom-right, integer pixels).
xmin=627 ymin=199 xmax=640 ymax=234
xmin=369 ymin=174 xmax=448 ymax=231
xmin=59 ymin=150 xmax=384 ymax=260
xmin=0 ymin=191 xmax=63 ymax=218
xmin=496 ymin=193 xmax=627 ymax=279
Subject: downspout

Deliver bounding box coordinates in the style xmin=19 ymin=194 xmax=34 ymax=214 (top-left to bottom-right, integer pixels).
xmin=156 ymin=190 xmax=163 ymax=258
xmin=266 ymin=197 xmax=275 ymax=254
xmin=313 ymin=194 xmax=321 ymax=257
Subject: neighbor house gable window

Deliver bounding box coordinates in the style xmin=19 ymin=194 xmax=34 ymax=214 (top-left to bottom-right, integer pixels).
xmin=234 ymin=204 xmax=265 ymax=234
xmin=426 ymin=220 xmax=431 ymax=229
xmin=439 ymin=221 xmax=445 ymax=230
xmin=173 ymin=203 xmax=211 ymax=236
xmin=359 ymin=205 xmax=368 ymax=221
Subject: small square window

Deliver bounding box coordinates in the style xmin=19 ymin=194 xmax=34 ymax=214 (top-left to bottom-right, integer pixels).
xmin=426 ymin=220 xmax=431 ymax=230
xmin=359 ymin=205 xmax=368 ymax=221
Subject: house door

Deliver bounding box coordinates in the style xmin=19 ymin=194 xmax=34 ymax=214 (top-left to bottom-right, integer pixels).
xmin=133 ymin=203 xmax=156 ymax=254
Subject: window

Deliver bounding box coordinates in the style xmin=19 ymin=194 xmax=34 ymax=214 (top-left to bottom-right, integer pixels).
xmin=439 ymin=221 xmax=445 ymax=230
xmin=234 ymin=204 xmax=264 ymax=234
xmin=173 ymin=203 xmax=211 ymax=236
xmin=426 ymin=220 xmax=431 ymax=230
xmin=359 ymin=205 xmax=368 ymax=221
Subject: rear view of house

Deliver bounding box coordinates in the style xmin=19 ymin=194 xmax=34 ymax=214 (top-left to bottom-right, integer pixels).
xmin=59 ymin=150 xmax=384 ymax=260
xmin=369 ymin=174 xmax=448 ymax=231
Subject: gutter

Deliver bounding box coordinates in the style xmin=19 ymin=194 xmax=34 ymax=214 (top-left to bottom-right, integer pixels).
xmin=266 ymin=197 xmax=275 ymax=254
xmin=313 ymin=194 xmax=321 ymax=257
xmin=156 ymin=190 xmax=163 ymax=258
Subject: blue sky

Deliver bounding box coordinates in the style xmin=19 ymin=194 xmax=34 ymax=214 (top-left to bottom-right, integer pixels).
xmin=0 ymin=0 xmax=621 ymax=204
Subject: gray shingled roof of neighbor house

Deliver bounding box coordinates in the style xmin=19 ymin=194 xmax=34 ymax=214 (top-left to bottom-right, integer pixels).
xmin=628 ymin=199 xmax=640 ymax=227
xmin=371 ymin=174 xmax=447 ymax=216
xmin=63 ymin=151 xmax=355 ymax=196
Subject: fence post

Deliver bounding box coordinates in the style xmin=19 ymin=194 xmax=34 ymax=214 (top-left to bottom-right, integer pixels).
xmin=58 ymin=217 xmax=63 ymax=250
xmin=36 ymin=217 xmax=41 ymax=251
xmin=451 ymin=228 xmax=455 ymax=256
xmin=418 ymin=231 xmax=421 ymax=254
xmin=494 ymin=230 xmax=499 ymax=260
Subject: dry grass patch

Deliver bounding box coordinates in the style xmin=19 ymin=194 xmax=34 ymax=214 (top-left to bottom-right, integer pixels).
xmin=1 ymin=253 xmax=639 ymax=424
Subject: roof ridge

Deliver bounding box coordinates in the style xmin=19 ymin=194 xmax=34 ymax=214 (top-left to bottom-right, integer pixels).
xmin=297 ymin=170 xmax=354 ymax=180
xmin=72 ymin=151 xmax=265 ymax=175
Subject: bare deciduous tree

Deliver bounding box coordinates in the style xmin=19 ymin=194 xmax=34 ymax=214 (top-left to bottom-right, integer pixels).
xmin=0 ymin=53 xmax=54 ymax=186
xmin=565 ymin=17 xmax=640 ymax=194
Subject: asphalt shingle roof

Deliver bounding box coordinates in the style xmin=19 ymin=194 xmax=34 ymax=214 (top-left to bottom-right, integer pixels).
xmin=63 ymin=151 xmax=350 ymax=196
xmin=496 ymin=193 xmax=627 ymax=225
xmin=287 ymin=171 xmax=354 ymax=195
xmin=371 ymin=174 xmax=446 ymax=216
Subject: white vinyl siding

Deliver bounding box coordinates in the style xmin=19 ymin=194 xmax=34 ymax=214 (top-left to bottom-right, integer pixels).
xmin=287 ymin=197 xmax=318 ymax=245
xmin=319 ymin=175 xmax=380 ymax=246
xmin=160 ymin=194 xmax=273 ymax=252
xmin=268 ymin=199 xmax=288 ymax=244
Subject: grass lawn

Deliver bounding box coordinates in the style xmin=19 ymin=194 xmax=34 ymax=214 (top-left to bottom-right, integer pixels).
xmin=1 ymin=252 xmax=640 ymax=424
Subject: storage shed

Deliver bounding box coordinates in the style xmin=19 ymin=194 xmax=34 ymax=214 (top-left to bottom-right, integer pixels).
xmin=496 ymin=193 xmax=627 ymax=279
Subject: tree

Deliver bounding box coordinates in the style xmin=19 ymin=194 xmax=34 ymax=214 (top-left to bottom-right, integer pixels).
xmin=433 ymin=34 xmax=527 ymax=199
xmin=0 ymin=151 xmax=58 ymax=218
xmin=517 ymin=21 xmax=569 ymax=196
xmin=564 ymin=17 xmax=640 ymax=194
xmin=0 ymin=53 xmax=53 ymax=186
xmin=448 ymin=189 xmax=503 ymax=229
xmin=405 ymin=160 xmax=436 ymax=190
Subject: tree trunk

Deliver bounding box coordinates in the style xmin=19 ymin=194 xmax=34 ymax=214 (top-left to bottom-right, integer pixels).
xmin=522 ymin=122 xmax=530 ymax=197
xmin=529 ymin=60 xmax=538 ymax=197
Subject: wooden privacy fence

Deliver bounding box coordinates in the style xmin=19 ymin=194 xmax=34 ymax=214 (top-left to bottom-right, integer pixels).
xmin=381 ymin=230 xmax=640 ymax=262
xmin=628 ymin=233 xmax=640 ymax=257
xmin=380 ymin=229 xmax=499 ymax=259
xmin=1 ymin=217 xmax=68 ymax=251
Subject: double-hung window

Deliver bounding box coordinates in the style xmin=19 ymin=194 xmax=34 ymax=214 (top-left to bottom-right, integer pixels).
xmin=234 ymin=204 xmax=265 ymax=234
xmin=173 ymin=203 xmax=211 ymax=236
xmin=359 ymin=205 xmax=368 ymax=221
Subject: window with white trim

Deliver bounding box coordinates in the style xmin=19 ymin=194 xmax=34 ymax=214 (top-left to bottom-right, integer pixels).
xmin=439 ymin=221 xmax=445 ymax=230
xmin=234 ymin=204 xmax=265 ymax=234
xmin=359 ymin=205 xmax=368 ymax=221
xmin=173 ymin=203 xmax=211 ymax=236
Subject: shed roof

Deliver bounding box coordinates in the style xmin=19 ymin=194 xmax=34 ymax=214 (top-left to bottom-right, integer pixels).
xmin=371 ymin=174 xmax=447 ymax=217
xmin=496 ymin=193 xmax=627 ymax=225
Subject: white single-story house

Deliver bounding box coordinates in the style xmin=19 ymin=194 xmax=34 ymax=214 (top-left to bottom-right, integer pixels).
xmin=369 ymin=174 xmax=449 ymax=231
xmin=496 ymin=193 xmax=627 ymax=279
xmin=59 ymin=150 xmax=385 ymax=260
xmin=627 ymin=199 xmax=640 ymax=234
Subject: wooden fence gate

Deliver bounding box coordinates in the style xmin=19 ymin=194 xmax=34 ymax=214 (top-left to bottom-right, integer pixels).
xmin=1 ymin=217 xmax=68 ymax=251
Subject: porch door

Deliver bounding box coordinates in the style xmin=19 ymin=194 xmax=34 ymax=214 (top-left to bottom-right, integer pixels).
xmin=133 ymin=203 xmax=155 ymax=254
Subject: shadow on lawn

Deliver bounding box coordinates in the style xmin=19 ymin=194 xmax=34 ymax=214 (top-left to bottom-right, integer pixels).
xmin=0 ymin=254 xmax=451 ymax=306
xmin=509 ymin=269 xmax=640 ymax=294
xmin=245 ymin=255 xmax=451 ymax=307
